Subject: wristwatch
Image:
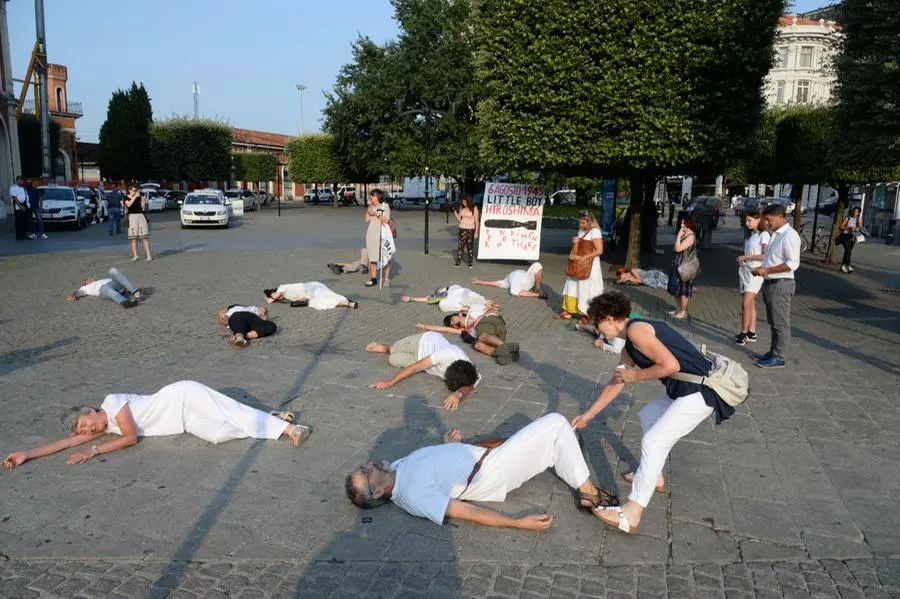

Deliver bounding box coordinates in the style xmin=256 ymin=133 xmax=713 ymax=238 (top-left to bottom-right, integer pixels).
xmin=90 ymin=445 xmax=100 ymax=457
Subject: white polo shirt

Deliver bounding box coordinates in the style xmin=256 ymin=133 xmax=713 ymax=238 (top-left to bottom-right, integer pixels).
xmin=761 ymin=223 xmax=801 ymax=280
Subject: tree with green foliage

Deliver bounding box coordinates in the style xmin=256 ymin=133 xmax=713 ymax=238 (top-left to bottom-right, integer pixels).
xmin=324 ymin=0 xmax=483 ymax=191
xmin=287 ymin=134 xmax=344 ymax=206
xmin=98 ymin=82 xmax=153 ymax=181
xmin=149 ymin=118 xmax=233 ymax=183
xmin=17 ymin=113 xmax=61 ymax=178
xmin=828 ymin=0 xmax=900 ymax=263
xmin=475 ymin=0 xmax=785 ymax=266
xmin=234 ymin=153 xmax=278 ymax=184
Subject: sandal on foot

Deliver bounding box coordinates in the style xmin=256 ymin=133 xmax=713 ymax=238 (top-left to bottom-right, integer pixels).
xmin=230 ymin=333 xmax=249 ymax=348
xmin=593 ymin=506 xmax=638 ymax=535
xmin=577 ymin=488 xmax=620 ymax=511
xmin=288 ymin=424 xmax=313 ymax=448
xmin=554 ymin=312 xmax=574 ymax=320
xmin=270 ymin=410 xmax=295 ymax=423
xmin=621 ymin=472 xmax=666 ymax=493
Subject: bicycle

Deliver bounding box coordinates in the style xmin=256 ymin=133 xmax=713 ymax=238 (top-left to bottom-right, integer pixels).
xmin=798 ymin=220 xmax=830 ymax=254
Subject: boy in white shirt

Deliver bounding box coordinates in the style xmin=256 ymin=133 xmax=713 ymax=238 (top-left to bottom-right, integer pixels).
xmin=366 ymin=332 xmax=480 ymax=411
xmin=66 ymin=268 xmax=142 ymax=308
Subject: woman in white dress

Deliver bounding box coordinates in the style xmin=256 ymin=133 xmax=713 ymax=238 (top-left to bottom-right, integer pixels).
xmin=1 ymin=381 xmax=312 ymax=469
xmin=558 ymin=211 xmax=604 ymax=320
xmin=401 ymin=284 xmax=487 ymax=313
xmin=364 ymin=189 xmax=392 ymax=287
xmin=472 ymin=263 xmax=546 ymax=298
xmin=264 ymin=282 xmax=359 ymax=310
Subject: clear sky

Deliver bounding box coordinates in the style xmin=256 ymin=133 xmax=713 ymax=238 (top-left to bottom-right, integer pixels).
xmin=7 ymin=0 xmax=831 ymax=143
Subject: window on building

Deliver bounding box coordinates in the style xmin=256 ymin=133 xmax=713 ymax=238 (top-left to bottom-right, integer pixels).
xmin=55 ymin=87 xmax=64 ymax=111
xmin=796 ymin=80 xmax=811 ymax=103
xmin=799 ymin=46 xmax=814 ymax=68
xmin=777 ymin=46 xmax=789 ymax=68
xmin=776 ymin=81 xmax=786 ymax=104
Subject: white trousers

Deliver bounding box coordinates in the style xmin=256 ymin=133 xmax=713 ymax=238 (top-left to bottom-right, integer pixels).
xmin=629 ymin=392 xmax=713 ymax=507
xmin=168 ymin=381 xmax=290 ymax=444
xmin=476 ymin=413 xmax=590 ymax=498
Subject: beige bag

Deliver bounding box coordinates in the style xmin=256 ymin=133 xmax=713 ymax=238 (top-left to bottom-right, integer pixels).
xmin=669 ymin=345 xmax=749 ymax=407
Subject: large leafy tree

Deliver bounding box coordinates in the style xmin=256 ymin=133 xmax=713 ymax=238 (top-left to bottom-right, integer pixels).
xmin=234 ymin=153 xmax=278 ymax=183
xmin=17 ymin=113 xmax=61 ymax=178
xmin=828 ymin=0 xmax=900 ymax=263
xmin=475 ymin=0 xmax=784 ymax=266
xmin=287 ymin=134 xmax=344 ymax=205
xmin=149 ymin=118 xmax=233 ymax=183
xmin=98 ymin=82 xmax=153 ymax=181
xmin=323 ymin=0 xmax=483 ymax=190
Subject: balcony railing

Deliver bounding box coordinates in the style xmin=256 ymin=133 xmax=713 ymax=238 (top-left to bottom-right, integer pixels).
xmin=22 ymin=99 xmax=83 ymax=117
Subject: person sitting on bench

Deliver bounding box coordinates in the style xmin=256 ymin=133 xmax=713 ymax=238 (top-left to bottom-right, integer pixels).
xmin=264 ymin=282 xmax=358 ymax=310
xmin=366 ymin=331 xmax=480 ymax=411
xmin=66 ymin=268 xmax=143 ymax=309
xmin=344 ymin=413 xmax=617 ymax=530
xmin=217 ymin=304 xmax=276 ymax=348
xmin=472 ymin=262 xmax=546 ymax=298
xmin=2 ymin=380 xmax=312 ymax=470
xmin=414 ymin=301 xmax=519 ymax=365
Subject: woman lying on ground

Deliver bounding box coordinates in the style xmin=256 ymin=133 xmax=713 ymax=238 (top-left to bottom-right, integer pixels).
xmin=2 ymin=380 xmax=312 ymax=470
xmin=264 ymin=282 xmax=358 ymax=310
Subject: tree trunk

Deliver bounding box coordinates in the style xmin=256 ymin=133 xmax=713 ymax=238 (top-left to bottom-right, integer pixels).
xmin=824 ymin=182 xmax=850 ymax=264
xmin=641 ymin=179 xmax=658 ymax=253
xmin=625 ymin=171 xmax=650 ymax=269
xmin=333 ymin=182 xmax=340 ymax=208
xmin=792 ymin=182 xmax=803 ymax=231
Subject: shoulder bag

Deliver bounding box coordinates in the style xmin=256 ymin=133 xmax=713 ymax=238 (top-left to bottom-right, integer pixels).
xmin=677 ymin=241 xmax=700 ymax=282
xmin=669 ymin=345 xmax=750 ymax=407
xmin=565 ymin=239 xmax=595 ymax=280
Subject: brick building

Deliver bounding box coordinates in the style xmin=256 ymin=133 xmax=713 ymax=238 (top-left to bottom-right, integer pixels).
xmin=231 ymin=127 xmax=303 ymax=199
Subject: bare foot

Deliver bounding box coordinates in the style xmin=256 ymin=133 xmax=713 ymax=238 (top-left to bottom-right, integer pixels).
xmin=443 ymin=429 xmax=462 ymax=443
xmin=621 ymin=472 xmax=666 ymax=493
xmin=401 ymin=296 xmax=411 ymax=303
xmin=366 ymin=342 xmax=389 ymax=353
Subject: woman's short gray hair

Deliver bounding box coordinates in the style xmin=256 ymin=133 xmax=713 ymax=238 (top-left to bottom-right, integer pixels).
xmin=60 ymin=406 xmax=96 ymax=434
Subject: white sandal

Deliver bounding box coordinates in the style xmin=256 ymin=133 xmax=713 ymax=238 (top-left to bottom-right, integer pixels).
xmin=593 ymin=506 xmax=638 ymax=535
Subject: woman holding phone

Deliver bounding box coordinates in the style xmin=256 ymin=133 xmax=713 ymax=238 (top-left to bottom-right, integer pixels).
xmin=124 ymin=184 xmax=153 ymax=262
xmin=364 ymin=189 xmax=392 ymax=287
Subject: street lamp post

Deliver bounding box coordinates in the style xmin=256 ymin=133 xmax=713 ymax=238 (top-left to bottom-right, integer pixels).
xmin=398 ymin=104 xmax=442 ymax=255
xmin=295 ymin=84 xmax=307 ymax=135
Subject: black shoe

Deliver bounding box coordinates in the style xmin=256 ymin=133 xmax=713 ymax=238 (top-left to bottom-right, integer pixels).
xmin=122 ymin=300 xmax=138 ymax=309
xmin=454 ymin=263 xmax=461 ymax=268
xmin=734 ymin=333 xmax=747 ymax=346
xmin=744 ymin=332 xmax=758 ymax=343
xmin=364 ymin=278 xmax=377 ymax=287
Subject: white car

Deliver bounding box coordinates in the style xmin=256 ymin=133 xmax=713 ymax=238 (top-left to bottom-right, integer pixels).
xmin=142 ymin=190 xmax=167 ymax=212
xmin=181 ymin=193 xmax=230 ymax=228
xmin=38 ymin=186 xmax=87 ymax=230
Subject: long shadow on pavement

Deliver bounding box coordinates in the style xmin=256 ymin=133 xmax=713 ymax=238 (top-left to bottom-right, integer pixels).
xmin=290 ymin=396 xmax=462 ymax=597
xmin=0 ymin=336 xmax=79 ymax=376
xmin=147 ymin=312 xmax=348 ymax=592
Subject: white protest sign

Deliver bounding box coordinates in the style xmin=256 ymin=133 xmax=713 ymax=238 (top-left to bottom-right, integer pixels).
xmin=477 ymin=182 xmax=546 ymax=261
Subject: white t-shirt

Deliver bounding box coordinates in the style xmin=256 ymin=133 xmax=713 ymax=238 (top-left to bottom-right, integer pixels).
xmin=9 ymin=184 xmax=28 ymax=208
xmin=438 ymin=285 xmax=486 ymax=313
xmin=417 ymin=332 xmax=471 ymax=379
xmin=391 ymin=443 xmax=504 ymax=525
xmin=225 ymin=305 xmax=261 ymax=318
xmin=78 ymin=279 xmax=111 ymax=297
xmin=761 ymin=224 xmax=801 ymax=279
xmin=500 ymin=262 xmax=542 ymax=296
xmin=101 ymin=393 xmax=186 ymax=437
xmin=743 ymin=231 xmax=771 ymax=269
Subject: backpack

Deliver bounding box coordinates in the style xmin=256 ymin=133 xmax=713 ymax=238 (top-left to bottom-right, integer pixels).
xmin=388 ymin=218 xmax=398 ymax=238
xmin=669 ymin=345 xmax=749 ymax=407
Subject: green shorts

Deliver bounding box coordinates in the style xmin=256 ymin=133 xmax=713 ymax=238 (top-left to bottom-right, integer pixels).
xmin=474 ymin=315 xmax=507 ymax=341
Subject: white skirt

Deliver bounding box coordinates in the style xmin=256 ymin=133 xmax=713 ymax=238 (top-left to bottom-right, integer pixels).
xmin=739 ymin=266 xmax=763 ymax=294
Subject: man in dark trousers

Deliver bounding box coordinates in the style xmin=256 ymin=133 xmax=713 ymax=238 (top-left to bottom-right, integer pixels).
xmin=105 ymin=187 xmax=124 ymax=235
xmin=27 ymin=180 xmax=47 ymax=239
xmin=9 ymin=176 xmax=33 ymax=240
xmin=751 ymin=204 xmax=801 ymax=370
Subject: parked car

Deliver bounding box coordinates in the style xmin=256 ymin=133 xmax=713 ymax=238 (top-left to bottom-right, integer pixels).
xmin=163 ymin=190 xmax=187 ymax=210
xmin=142 ymin=189 xmax=167 ymax=212
xmin=76 ymin=187 xmax=104 ymax=222
xmin=257 ymin=191 xmax=275 ymax=206
xmin=140 ymin=182 xmax=161 ymax=192
xmin=194 ymin=188 xmax=228 ymax=204
xmin=240 ymin=189 xmax=257 ymax=211
xmin=38 ymin=185 xmax=87 ymax=230
xmin=304 ymin=187 xmax=333 ymax=204
xmin=180 ymin=193 xmax=230 ymax=228
xmin=549 ymin=189 xmax=576 ymax=205
xmin=337 ymin=185 xmax=358 ymax=205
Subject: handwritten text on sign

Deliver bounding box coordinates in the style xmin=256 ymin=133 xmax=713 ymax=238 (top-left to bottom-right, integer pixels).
xmin=477 ymin=183 xmax=546 ymax=261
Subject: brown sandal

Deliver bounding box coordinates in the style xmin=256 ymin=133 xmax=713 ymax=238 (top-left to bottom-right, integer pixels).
xmin=287 ymin=424 xmax=312 ymax=448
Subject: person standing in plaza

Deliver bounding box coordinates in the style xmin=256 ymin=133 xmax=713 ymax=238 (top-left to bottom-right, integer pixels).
xmin=666 ymin=217 xmax=698 ymax=320
xmin=838 ymin=206 xmax=863 ymax=274
xmin=124 ymin=185 xmax=152 ymax=261
xmin=751 ymin=203 xmax=801 ymax=370
xmin=453 ymin=194 xmax=479 ymax=268
xmin=734 ymin=210 xmax=770 ymax=345
xmin=26 ymin=180 xmax=47 ymax=239
xmin=9 ymin=176 xmax=35 ymax=240
xmin=558 ymin=210 xmax=604 ymax=320
xmin=364 ymin=189 xmax=391 ymax=287
xmin=106 ymin=187 xmax=123 ymax=235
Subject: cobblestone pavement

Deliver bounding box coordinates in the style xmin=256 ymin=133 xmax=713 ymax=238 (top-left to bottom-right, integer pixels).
xmin=1 ymin=207 xmax=898 ymax=598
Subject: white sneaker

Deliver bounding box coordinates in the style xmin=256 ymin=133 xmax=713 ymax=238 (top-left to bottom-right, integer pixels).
xmin=848 ymin=266 xmax=854 ymax=273
xmin=840 ymin=265 xmax=849 ymax=273
xmin=26 ymin=233 xmax=36 ymax=239
xmin=40 ymin=234 xmax=48 ymax=240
